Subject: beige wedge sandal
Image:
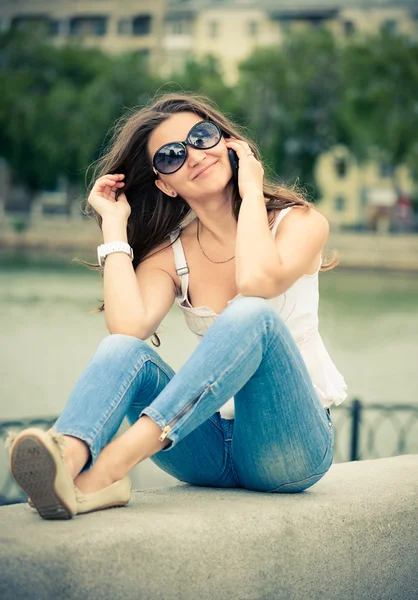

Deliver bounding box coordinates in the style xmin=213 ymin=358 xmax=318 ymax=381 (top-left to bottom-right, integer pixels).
xmin=5 ymin=427 xmax=78 ymax=520
xmin=74 ymin=475 xmax=132 ymax=515
xmin=28 ymin=476 xmax=131 ymax=512
xmin=28 ymin=476 xmax=132 ymax=514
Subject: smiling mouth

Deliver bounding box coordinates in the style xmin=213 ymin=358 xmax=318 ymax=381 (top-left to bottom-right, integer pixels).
xmin=193 ymin=162 xmax=218 ymax=179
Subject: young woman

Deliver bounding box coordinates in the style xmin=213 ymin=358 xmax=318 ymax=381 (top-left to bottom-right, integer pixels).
xmin=6 ymin=92 xmax=347 ymax=519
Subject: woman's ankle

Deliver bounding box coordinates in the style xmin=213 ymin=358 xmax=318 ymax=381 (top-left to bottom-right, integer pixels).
xmin=61 ymin=435 xmax=91 ymax=480
xmin=74 ymin=467 xmax=114 ymax=494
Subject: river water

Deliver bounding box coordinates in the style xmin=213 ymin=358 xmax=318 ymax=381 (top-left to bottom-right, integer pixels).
xmin=1 ymin=265 xmax=417 ymax=493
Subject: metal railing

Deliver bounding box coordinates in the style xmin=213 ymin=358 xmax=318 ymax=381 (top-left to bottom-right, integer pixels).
xmin=332 ymin=399 xmax=418 ymax=463
xmin=1 ymin=400 xmax=418 ymax=506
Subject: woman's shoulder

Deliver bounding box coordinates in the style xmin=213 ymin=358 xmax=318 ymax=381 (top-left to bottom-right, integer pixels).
xmin=140 ymin=235 xmax=178 ymax=276
xmin=140 ymin=235 xmax=181 ymax=292
xmin=281 ymin=204 xmax=328 ymax=228
xmin=273 ymin=204 xmax=327 ymax=228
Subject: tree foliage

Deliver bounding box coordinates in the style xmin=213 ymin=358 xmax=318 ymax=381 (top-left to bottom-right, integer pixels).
xmin=237 ymin=28 xmax=345 ymax=189
xmin=0 ymin=27 xmax=417 ymax=198
xmin=0 ymin=31 xmax=158 ymax=192
xmin=340 ymin=31 xmax=418 ymax=182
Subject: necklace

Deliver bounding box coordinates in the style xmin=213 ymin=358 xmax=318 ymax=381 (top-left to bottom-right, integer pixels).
xmin=196 ymin=218 xmax=235 ymax=264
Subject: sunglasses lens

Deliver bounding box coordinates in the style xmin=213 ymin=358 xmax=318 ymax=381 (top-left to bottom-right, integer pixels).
xmin=154 ymin=143 xmax=186 ymax=174
xmin=153 ymin=121 xmax=221 ymax=174
xmin=189 ymin=121 xmax=221 ymax=148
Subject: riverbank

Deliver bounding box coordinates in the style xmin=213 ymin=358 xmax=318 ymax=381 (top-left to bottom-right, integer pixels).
xmin=1 ymin=218 xmax=418 ymax=271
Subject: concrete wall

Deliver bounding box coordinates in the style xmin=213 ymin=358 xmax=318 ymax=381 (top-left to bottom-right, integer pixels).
xmin=1 ymin=454 xmax=417 ymax=600
xmin=1 ymin=215 xmax=418 ymax=271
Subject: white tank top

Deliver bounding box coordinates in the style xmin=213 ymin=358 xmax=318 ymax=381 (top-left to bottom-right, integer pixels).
xmin=169 ymin=207 xmax=348 ymax=419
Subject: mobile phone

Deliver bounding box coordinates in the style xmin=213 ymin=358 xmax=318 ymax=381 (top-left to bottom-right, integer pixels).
xmin=228 ymin=148 xmax=239 ymax=183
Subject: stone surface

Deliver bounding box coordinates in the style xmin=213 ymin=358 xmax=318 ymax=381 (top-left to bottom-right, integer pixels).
xmin=0 ymin=455 xmax=417 ymax=600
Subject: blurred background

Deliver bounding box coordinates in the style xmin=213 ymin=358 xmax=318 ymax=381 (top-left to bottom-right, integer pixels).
xmin=1 ymin=0 xmax=417 ymax=505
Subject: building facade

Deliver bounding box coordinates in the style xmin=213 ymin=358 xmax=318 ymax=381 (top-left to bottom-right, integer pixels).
xmin=1 ymin=0 xmax=417 ymax=83
xmin=0 ymin=0 xmax=167 ymax=72
xmin=314 ymin=145 xmax=415 ymax=231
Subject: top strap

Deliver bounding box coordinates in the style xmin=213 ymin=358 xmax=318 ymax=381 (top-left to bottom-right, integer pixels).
xmin=169 ymin=228 xmax=189 ymax=299
xmin=271 ymin=206 xmax=294 ymax=238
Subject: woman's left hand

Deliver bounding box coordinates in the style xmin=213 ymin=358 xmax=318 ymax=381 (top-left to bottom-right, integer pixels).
xmin=224 ymin=137 xmax=264 ymax=199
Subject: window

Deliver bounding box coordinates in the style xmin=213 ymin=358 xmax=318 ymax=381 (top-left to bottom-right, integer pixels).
xmin=165 ymin=19 xmax=192 ymax=35
xmin=335 ymin=196 xmax=346 ymax=212
xmin=171 ymin=19 xmax=192 ymax=35
xmin=382 ymin=20 xmax=397 ymax=35
xmin=133 ymin=15 xmax=152 ymax=36
xmin=308 ymin=19 xmax=321 ymax=29
xmin=343 ymin=20 xmax=355 ymax=37
xmin=334 ymin=156 xmax=348 ymax=178
xmin=248 ymin=21 xmax=258 ymax=36
xmin=380 ymin=162 xmax=395 ymax=178
xmin=11 ymin=16 xmax=50 ymax=35
xmin=208 ymin=21 xmax=219 ymax=38
xmin=69 ymin=17 xmax=107 ymax=37
xmin=49 ymin=20 xmax=63 ymax=36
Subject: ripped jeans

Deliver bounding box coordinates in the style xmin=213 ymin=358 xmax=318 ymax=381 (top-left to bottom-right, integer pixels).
xmin=53 ymin=296 xmax=334 ymax=493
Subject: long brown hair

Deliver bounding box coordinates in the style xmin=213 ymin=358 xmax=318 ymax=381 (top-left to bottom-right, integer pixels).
xmin=77 ymin=90 xmax=338 ymax=347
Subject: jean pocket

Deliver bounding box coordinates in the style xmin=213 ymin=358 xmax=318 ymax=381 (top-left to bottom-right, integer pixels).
xmin=322 ymin=408 xmax=334 ymax=435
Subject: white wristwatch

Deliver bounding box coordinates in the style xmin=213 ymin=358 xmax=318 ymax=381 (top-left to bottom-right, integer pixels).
xmin=97 ymin=242 xmax=134 ymax=268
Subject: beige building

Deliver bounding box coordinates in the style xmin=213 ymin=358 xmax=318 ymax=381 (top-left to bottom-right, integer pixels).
xmin=314 ymin=145 xmax=415 ymax=231
xmin=0 ymin=0 xmax=167 ymax=72
xmin=1 ymin=1 xmax=417 ymax=84
xmin=163 ymin=0 xmax=418 ymax=85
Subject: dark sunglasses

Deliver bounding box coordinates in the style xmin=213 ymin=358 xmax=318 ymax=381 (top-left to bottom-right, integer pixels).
xmin=152 ymin=120 xmax=222 ymax=176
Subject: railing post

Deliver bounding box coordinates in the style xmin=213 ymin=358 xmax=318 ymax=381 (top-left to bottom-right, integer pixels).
xmin=350 ymin=398 xmax=362 ymax=461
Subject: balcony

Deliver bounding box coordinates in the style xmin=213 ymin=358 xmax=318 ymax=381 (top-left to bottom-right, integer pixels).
xmin=69 ymin=16 xmax=108 ymax=38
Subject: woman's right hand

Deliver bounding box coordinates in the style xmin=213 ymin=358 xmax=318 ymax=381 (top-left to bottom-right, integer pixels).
xmin=87 ymin=173 xmax=131 ymax=222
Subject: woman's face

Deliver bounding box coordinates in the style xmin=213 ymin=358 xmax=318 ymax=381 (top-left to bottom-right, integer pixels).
xmin=148 ymin=111 xmax=233 ymax=200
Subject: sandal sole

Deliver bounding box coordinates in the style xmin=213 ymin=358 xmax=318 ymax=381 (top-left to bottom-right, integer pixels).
xmin=11 ymin=436 xmax=73 ymax=520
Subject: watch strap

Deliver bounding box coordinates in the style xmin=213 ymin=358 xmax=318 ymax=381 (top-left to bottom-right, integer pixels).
xmin=97 ymin=242 xmax=133 ymax=267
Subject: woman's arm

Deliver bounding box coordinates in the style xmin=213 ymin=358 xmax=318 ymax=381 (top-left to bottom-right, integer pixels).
xmin=223 ymin=137 xmax=328 ymax=299
xmin=86 ymin=173 xmax=152 ymax=336
xmin=237 ymin=204 xmax=329 ymax=299
xmin=101 ymin=218 xmax=149 ymax=335
xmin=235 ymin=190 xmax=279 ymax=292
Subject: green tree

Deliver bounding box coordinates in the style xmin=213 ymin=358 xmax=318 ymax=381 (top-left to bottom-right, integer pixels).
xmin=340 ymin=30 xmax=418 ymax=186
xmin=0 ymin=31 xmax=158 ymax=196
xmin=159 ymin=55 xmax=241 ymax=122
xmin=236 ymin=28 xmax=345 ymax=192
xmin=2 ymin=26 xmax=417 ymax=203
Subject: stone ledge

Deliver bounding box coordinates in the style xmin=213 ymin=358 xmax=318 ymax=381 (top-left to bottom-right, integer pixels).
xmin=2 ymin=224 xmax=418 ymax=271
xmin=0 ymin=455 xmax=417 ymax=600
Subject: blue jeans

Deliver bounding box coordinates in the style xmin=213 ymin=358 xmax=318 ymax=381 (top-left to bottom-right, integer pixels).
xmin=54 ymin=296 xmax=334 ymax=493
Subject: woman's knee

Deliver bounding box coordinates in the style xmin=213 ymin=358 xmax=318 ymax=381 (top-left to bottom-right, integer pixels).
xmin=97 ymin=333 xmax=149 ymax=358
xmin=226 ymin=295 xmax=283 ymax=328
